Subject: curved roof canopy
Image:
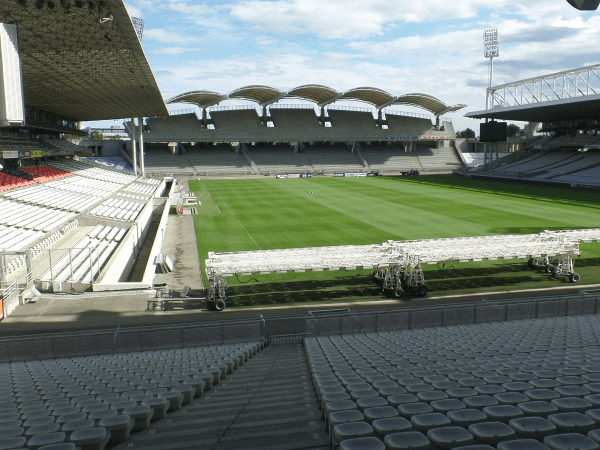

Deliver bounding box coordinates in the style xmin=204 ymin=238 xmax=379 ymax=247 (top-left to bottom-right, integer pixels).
xmin=167 ymin=90 xmax=227 ymax=109
xmin=340 ymin=87 xmax=396 ymax=109
xmin=168 ymin=85 xmax=465 ymax=117
xmin=0 ymin=0 xmax=167 ymax=121
xmin=286 ymin=84 xmax=341 ymax=106
xmin=228 ymin=85 xmax=285 ymax=107
xmin=393 ymin=94 xmax=467 ymax=116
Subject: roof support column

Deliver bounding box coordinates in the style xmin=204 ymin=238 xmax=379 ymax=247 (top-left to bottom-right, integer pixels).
xmin=130 ymin=117 xmax=138 ymax=176
xmin=137 ymin=117 xmax=145 ymax=178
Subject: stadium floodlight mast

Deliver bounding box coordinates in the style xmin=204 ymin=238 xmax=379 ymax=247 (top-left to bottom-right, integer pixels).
xmin=132 ymin=17 xmax=144 ymax=41
xmin=484 ymin=28 xmax=499 ymax=109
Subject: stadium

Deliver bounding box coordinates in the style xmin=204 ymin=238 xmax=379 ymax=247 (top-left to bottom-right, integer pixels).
xmin=1 ymin=0 xmax=600 ymax=449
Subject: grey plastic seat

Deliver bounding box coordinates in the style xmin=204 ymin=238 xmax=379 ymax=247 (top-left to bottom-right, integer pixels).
xmin=0 ymin=436 xmax=26 ymax=450
xmin=384 ymin=431 xmax=431 ymax=450
xmin=157 ymin=391 xmax=183 ymax=412
xmin=60 ymin=419 xmax=95 ymax=438
xmin=427 ymin=426 xmax=475 ymax=449
xmin=355 ymin=396 xmax=386 ymax=410
xmin=329 ymin=410 xmax=365 ymax=434
xmin=543 ymin=433 xmax=600 ymax=450
xmin=548 ymin=412 xmax=596 ymax=433
xmin=332 ymin=422 xmax=374 ymax=448
xmin=363 ymin=406 xmax=398 ymax=423
xmin=339 ymin=436 xmax=385 ymax=450
xmin=483 ymin=405 xmax=524 ymax=423
xmin=69 ymin=427 xmax=111 ymax=450
xmin=410 ymin=413 xmax=451 ymax=432
xmin=416 ymin=391 xmax=448 ymax=403
xmin=27 ymin=432 xmax=66 ymax=450
xmin=468 ymin=421 xmax=517 ymax=445
xmin=517 ymin=401 xmax=559 ymax=418
xmin=386 ymin=394 xmax=418 ymax=408
xmin=551 ymin=397 xmax=592 ymax=413
xmin=397 ymin=402 xmax=433 ymax=419
xmin=325 ymin=400 xmax=358 ymax=419
xmin=446 ymin=408 xmax=487 ymax=427
xmin=371 ymin=417 xmax=412 ymax=438
xmin=37 ymin=444 xmax=77 ymax=450
xmin=0 ymin=428 xmax=24 ymax=438
xmin=494 ymin=392 xmax=530 ymax=405
xmin=497 ymin=439 xmax=551 ymax=450
xmin=25 ymin=423 xmax=61 ymax=438
xmin=448 ymin=394 xmax=487 ymax=410
xmin=508 ymin=416 xmax=557 ymax=440
xmin=430 ymin=398 xmax=466 ymax=413
xmin=98 ymin=415 xmax=134 ymax=447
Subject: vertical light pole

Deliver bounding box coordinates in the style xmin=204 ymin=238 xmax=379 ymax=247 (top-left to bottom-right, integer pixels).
xmin=484 ymin=29 xmax=499 ymax=109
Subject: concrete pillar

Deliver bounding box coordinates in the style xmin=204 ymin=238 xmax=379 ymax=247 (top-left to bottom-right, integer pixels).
xmin=130 ymin=117 xmax=138 ymax=176
xmin=138 ymin=117 xmax=145 ymax=178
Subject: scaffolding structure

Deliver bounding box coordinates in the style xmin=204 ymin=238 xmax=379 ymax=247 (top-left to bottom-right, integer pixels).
xmin=205 ymin=229 xmax=600 ymax=308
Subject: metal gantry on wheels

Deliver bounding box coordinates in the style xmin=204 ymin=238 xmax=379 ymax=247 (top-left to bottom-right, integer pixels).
xmin=204 ymin=229 xmax=600 ymax=308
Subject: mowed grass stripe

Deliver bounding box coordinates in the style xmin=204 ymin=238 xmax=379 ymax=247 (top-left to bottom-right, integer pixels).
xmin=190 ymin=176 xmax=600 ymax=291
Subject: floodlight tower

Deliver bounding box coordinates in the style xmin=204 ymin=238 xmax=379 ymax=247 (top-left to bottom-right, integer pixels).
xmin=483 ymin=29 xmax=499 ymax=109
xmin=132 ymin=17 xmax=144 ymax=42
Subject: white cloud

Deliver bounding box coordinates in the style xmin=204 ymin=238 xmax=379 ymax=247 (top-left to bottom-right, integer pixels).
xmin=154 ymin=47 xmax=197 ymax=55
xmin=227 ymin=0 xmax=518 ymax=39
xmin=124 ymin=2 xmax=143 ymax=19
xmin=144 ymin=28 xmax=201 ymax=44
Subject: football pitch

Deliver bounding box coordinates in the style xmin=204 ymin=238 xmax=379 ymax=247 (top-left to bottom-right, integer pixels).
xmin=188 ymin=175 xmax=600 ymax=307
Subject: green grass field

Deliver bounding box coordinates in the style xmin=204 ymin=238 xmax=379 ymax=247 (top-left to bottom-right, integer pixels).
xmin=188 ymin=175 xmax=600 ymax=307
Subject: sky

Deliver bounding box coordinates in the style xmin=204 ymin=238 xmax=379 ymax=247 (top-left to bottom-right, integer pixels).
xmin=89 ymin=0 xmax=600 ymax=133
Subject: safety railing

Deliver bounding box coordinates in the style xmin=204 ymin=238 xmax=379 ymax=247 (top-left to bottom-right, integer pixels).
xmin=1 ymin=291 xmax=598 ymax=361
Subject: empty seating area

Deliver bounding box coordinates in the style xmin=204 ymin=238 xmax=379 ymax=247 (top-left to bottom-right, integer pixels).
xmin=37 ymin=224 xmax=127 ymax=284
xmin=0 ymin=171 xmax=36 ymax=191
xmin=143 ymin=147 xmax=196 ymax=176
xmin=42 ymin=138 xmax=87 ymax=154
xmin=48 ymin=159 xmax=137 ymax=186
xmin=145 ymin=113 xmax=204 ymax=140
xmin=247 ymin=144 xmax=312 ymax=174
xmin=385 ymin=114 xmax=433 ymax=137
xmin=0 ymin=341 xmax=262 ymax=450
xmin=0 ymin=135 xmax=44 ymax=152
xmin=4 ymin=184 xmax=103 ymax=213
xmin=210 ymin=109 xmax=263 ymax=131
xmin=89 ymin=198 xmax=145 ymax=222
xmin=0 ymin=199 xmax=77 ymax=251
xmin=306 ymin=145 xmax=366 ymax=173
xmin=361 ymin=144 xmax=422 ymax=173
xmin=19 ymin=165 xmax=71 ymax=183
xmin=307 ymin=313 xmax=600 ymax=449
xmin=327 ymin=109 xmax=380 ymax=140
xmin=185 ymin=145 xmax=254 ymax=175
xmin=415 ymin=146 xmax=463 ymax=172
xmin=490 ymin=150 xmax=600 ymax=186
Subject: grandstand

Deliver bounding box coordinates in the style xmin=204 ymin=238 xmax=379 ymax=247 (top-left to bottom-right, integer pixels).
xmin=3 ymin=1 xmax=600 ymax=449
xmin=139 ymin=86 xmax=466 ymax=177
xmin=466 ymin=63 xmax=600 ymax=187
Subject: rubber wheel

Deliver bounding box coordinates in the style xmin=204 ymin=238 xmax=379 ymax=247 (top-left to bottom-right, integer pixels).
xmin=394 ymin=288 xmax=404 ymax=299
xmin=215 ymin=299 xmax=226 ymax=311
xmin=206 ymin=301 xmax=215 ymax=311
xmin=417 ymin=285 xmax=428 ymax=297
xmin=570 ymin=273 xmax=581 ymax=283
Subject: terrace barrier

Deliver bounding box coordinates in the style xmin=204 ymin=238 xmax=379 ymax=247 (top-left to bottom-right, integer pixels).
xmin=0 ymin=291 xmax=598 ymax=361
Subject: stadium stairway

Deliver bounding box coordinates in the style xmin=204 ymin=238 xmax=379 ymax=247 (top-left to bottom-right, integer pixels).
xmin=117 ymin=342 xmax=330 ymax=450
